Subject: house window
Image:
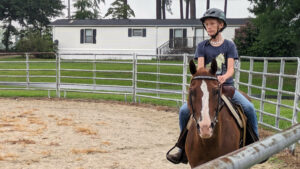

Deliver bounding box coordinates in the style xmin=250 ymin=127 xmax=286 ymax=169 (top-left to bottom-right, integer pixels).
xmin=128 ymin=28 xmax=146 ymax=37
xmin=174 ymin=29 xmax=183 ymax=38
xmin=85 ymin=29 xmax=93 ymax=43
xmin=133 ymin=29 xmax=143 ymax=36
xmin=80 ymin=29 xmax=96 ymax=44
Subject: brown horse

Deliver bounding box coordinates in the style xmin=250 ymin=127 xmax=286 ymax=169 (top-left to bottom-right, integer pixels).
xmin=185 ymin=59 xmax=241 ymax=168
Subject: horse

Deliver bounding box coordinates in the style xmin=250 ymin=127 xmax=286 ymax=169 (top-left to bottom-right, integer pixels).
xmin=185 ymin=59 xmax=241 ymax=168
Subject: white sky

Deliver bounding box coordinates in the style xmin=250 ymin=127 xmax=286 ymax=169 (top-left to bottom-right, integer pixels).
xmin=60 ymin=0 xmax=255 ymax=19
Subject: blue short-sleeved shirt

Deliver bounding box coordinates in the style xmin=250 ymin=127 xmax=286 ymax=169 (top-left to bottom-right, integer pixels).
xmin=194 ymin=39 xmax=238 ymax=86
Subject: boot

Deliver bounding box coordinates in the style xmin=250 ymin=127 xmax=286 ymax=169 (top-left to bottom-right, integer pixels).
xmin=166 ymin=127 xmax=189 ymax=164
xmin=166 ymin=149 xmax=188 ymax=164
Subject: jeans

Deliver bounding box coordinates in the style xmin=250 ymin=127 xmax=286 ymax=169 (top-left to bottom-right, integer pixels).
xmin=179 ymin=90 xmax=259 ymax=137
xmin=231 ymin=90 xmax=259 ymax=137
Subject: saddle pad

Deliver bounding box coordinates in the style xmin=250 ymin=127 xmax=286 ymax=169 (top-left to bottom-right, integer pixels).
xmin=221 ymin=94 xmax=244 ymax=128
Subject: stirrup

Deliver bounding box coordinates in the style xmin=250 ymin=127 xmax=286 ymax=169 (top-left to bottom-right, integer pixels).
xmin=166 ymin=145 xmax=187 ymax=164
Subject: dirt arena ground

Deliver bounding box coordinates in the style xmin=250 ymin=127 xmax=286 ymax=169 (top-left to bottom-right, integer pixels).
xmin=0 ymin=98 xmax=298 ymax=169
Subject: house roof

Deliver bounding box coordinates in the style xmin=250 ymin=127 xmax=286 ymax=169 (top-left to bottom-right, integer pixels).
xmin=49 ymin=18 xmax=249 ymax=27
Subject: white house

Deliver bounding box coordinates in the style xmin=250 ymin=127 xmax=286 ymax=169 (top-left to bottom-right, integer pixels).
xmin=49 ymin=19 xmax=248 ymax=59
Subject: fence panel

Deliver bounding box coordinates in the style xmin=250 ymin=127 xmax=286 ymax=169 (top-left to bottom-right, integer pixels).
xmin=236 ymin=56 xmax=300 ymax=132
xmin=0 ymin=52 xmax=57 ymax=98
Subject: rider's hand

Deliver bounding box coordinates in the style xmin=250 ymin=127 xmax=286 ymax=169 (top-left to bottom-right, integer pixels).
xmin=217 ymin=75 xmax=227 ymax=84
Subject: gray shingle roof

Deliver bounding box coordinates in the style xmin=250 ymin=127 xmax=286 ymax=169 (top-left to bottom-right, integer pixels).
xmin=49 ymin=18 xmax=249 ymax=27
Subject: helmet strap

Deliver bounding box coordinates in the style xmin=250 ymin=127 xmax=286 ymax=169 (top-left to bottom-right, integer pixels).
xmin=211 ymin=29 xmax=220 ymax=39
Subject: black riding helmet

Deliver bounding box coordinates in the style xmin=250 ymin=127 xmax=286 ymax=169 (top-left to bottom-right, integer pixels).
xmin=200 ymin=8 xmax=227 ymax=38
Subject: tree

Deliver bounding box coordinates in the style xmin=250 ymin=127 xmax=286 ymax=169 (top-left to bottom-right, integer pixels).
xmin=162 ymin=0 xmax=166 ymax=19
xmin=156 ymin=0 xmax=162 ymax=19
xmin=190 ymin=0 xmax=196 ymax=19
xmin=2 ymin=21 xmax=18 ymax=51
xmin=73 ymin=0 xmax=105 ymax=19
xmin=0 ymin=0 xmax=64 ymax=51
xmin=91 ymin=0 xmax=105 ymax=19
xmin=233 ymin=21 xmax=259 ymax=56
xmin=224 ymin=0 xmax=227 ymax=17
xmin=180 ymin=0 xmax=184 ymax=19
xmin=105 ymin=0 xmax=135 ymax=19
xmin=206 ymin=0 xmax=210 ymax=10
xmin=16 ymin=28 xmax=57 ymax=58
xmin=162 ymin=0 xmax=173 ymax=19
xmin=244 ymin=0 xmax=300 ymax=57
xmin=185 ymin=0 xmax=190 ymax=19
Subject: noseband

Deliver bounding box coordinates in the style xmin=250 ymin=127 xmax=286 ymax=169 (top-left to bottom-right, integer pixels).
xmin=189 ymin=76 xmax=224 ymax=131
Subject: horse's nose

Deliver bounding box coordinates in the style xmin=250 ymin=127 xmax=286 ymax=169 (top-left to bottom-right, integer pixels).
xmin=199 ymin=123 xmax=213 ymax=138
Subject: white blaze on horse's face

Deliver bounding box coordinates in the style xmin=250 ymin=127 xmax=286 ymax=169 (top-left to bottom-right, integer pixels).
xmin=198 ymin=80 xmax=213 ymax=139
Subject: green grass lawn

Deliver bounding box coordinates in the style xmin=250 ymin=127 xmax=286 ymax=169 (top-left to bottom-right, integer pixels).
xmin=0 ymin=56 xmax=299 ymax=130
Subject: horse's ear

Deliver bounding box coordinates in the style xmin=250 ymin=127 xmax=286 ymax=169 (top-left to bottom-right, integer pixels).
xmin=189 ymin=60 xmax=197 ymax=75
xmin=210 ymin=59 xmax=217 ymax=75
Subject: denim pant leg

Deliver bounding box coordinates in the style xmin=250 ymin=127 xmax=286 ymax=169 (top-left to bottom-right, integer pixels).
xmin=232 ymin=90 xmax=259 ymax=137
xmin=179 ymin=103 xmax=190 ymax=131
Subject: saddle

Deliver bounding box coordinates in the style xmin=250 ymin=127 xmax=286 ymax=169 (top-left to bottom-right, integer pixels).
xmin=221 ymin=86 xmax=258 ymax=147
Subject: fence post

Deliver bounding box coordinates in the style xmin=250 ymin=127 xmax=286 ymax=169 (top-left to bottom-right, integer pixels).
xmin=182 ymin=53 xmax=188 ymax=104
xmin=275 ymin=58 xmax=285 ymax=128
xmin=56 ymin=53 xmax=61 ymax=98
xmin=132 ymin=53 xmax=137 ymax=103
xmin=234 ymin=58 xmax=241 ymax=90
xmin=25 ymin=53 xmax=30 ymax=89
xmin=292 ymin=57 xmax=300 ymax=125
xmin=93 ymin=54 xmax=97 ymax=90
xmin=156 ymin=53 xmax=160 ymax=97
xmin=248 ymin=58 xmax=254 ymax=96
xmin=259 ymin=59 xmax=268 ymax=123
xmin=291 ymin=57 xmax=300 ymax=151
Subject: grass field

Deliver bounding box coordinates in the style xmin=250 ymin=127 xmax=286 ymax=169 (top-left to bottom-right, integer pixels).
xmin=0 ymin=56 xmax=299 ymax=130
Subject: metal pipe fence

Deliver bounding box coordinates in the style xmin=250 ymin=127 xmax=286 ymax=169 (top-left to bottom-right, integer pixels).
xmin=235 ymin=56 xmax=300 ymax=132
xmin=193 ymin=123 xmax=300 ymax=169
xmin=0 ymin=52 xmax=299 ymax=162
xmin=0 ymin=53 xmax=299 ymax=140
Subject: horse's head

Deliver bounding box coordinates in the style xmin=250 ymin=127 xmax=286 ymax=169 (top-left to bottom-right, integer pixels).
xmin=188 ymin=59 xmax=221 ymax=139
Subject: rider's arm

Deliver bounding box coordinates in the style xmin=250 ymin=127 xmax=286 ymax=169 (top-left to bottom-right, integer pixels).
xmin=197 ymin=57 xmax=204 ymax=70
xmin=218 ymin=58 xmax=234 ymax=84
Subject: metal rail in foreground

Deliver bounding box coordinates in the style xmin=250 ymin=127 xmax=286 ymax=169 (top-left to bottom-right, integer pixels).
xmin=193 ymin=123 xmax=300 ymax=169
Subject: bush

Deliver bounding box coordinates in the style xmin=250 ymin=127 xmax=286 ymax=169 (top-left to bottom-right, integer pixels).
xmin=15 ymin=30 xmax=57 ymax=58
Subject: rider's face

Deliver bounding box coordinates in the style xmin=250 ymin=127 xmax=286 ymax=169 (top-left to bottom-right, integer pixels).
xmin=204 ymin=18 xmax=224 ymax=36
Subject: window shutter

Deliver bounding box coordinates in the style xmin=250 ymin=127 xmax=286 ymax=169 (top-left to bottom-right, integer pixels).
xmin=80 ymin=29 xmax=84 ymax=44
xmin=143 ymin=28 xmax=146 ymax=37
xmin=169 ymin=29 xmax=174 ymax=48
xmin=93 ymin=29 xmax=96 ymax=44
xmin=128 ymin=28 xmax=132 ymax=37
xmin=183 ymin=29 xmax=187 ymax=47
xmin=183 ymin=29 xmax=187 ymax=38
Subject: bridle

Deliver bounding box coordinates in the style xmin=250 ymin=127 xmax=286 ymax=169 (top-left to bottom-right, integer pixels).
xmin=189 ymin=75 xmax=224 ymax=131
